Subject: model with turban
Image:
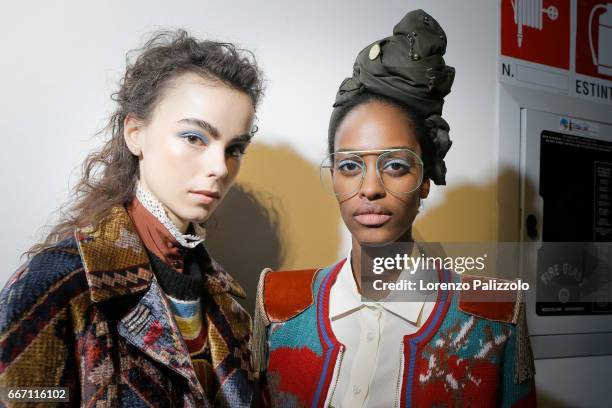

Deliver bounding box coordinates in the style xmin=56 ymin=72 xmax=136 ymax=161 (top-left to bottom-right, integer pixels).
xmin=254 ymin=10 xmax=536 ymax=408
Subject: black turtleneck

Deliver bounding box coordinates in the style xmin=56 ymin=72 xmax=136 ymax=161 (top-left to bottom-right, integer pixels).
xmin=146 ymin=245 xmax=211 ymax=301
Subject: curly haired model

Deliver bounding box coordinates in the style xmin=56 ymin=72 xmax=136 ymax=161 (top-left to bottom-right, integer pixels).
xmin=0 ymin=29 xmax=264 ymax=407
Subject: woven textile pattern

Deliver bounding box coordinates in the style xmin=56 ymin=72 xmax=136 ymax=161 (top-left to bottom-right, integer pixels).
xmin=0 ymin=206 xmax=253 ymax=407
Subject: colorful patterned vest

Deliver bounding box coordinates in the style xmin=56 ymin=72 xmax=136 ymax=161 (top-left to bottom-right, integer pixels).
xmin=255 ymin=260 xmax=536 ymax=407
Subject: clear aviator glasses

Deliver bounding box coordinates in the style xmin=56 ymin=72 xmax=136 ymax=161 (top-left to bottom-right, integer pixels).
xmin=320 ymin=148 xmax=424 ymax=198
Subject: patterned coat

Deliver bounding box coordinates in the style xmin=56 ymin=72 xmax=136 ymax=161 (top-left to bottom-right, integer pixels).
xmin=0 ymin=206 xmax=254 ymax=407
xmin=255 ymin=260 xmax=537 ymax=407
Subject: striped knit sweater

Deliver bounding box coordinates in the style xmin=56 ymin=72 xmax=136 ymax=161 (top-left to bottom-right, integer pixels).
xmin=147 ymin=249 xmax=215 ymax=392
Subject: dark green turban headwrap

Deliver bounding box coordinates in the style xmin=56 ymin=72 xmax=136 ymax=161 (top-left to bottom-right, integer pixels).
xmin=331 ymin=9 xmax=455 ymax=185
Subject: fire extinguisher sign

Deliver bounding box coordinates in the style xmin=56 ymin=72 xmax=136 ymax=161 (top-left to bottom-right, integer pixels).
xmin=576 ymin=1 xmax=612 ymax=80
xmin=575 ymin=0 xmax=612 ymax=104
xmin=500 ymin=0 xmax=612 ymax=105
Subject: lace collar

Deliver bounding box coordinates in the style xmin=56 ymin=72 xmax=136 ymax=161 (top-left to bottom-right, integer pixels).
xmin=135 ymin=183 xmax=205 ymax=248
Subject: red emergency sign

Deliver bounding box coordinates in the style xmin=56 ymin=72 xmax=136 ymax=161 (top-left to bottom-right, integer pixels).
xmin=501 ymin=0 xmax=570 ymax=69
xmin=576 ymin=0 xmax=612 ymax=80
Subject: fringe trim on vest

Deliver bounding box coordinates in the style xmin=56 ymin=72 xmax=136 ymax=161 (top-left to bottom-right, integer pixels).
xmin=251 ymin=268 xmax=272 ymax=374
xmin=514 ymin=300 xmax=536 ymax=384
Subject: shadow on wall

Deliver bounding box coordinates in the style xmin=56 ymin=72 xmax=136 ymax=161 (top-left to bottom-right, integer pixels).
xmin=413 ymin=167 xmax=534 ymax=243
xmin=410 ymin=174 xmax=500 ymax=270
xmin=414 ymin=178 xmax=499 ymax=243
xmin=205 ymin=142 xmax=342 ymax=313
xmin=412 ymin=167 xmax=533 ymax=279
xmin=205 ymin=184 xmax=284 ymax=312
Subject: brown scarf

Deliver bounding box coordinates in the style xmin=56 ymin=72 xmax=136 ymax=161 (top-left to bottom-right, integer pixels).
xmin=126 ymin=197 xmax=187 ymax=273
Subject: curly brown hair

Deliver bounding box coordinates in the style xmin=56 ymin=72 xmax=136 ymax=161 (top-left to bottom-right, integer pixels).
xmin=26 ymin=29 xmax=265 ymax=257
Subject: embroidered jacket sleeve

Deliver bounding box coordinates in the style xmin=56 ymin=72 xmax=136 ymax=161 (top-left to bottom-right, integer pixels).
xmin=0 ymin=239 xmax=87 ymax=407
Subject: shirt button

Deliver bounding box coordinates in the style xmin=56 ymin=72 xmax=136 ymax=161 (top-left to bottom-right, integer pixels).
xmin=367 ymin=331 xmax=375 ymax=342
xmin=352 ymin=384 xmax=361 ymax=395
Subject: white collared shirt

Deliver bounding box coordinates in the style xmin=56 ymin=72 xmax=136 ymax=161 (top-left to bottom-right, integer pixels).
xmin=327 ymin=247 xmax=438 ymax=407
